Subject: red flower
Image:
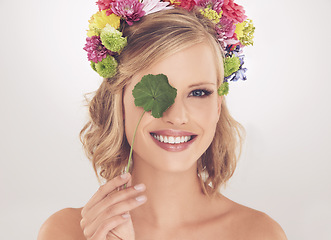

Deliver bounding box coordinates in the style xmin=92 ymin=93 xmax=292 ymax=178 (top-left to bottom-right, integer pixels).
xmin=96 ymin=0 xmax=115 ymax=11
xmin=179 ymin=0 xmax=196 ymax=11
xmin=163 ymin=0 xmax=196 ymax=10
xmin=222 ymin=0 xmax=246 ymax=23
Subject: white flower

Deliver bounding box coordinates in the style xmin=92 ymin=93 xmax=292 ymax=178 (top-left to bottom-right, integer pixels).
xmin=142 ymin=0 xmax=174 ymax=15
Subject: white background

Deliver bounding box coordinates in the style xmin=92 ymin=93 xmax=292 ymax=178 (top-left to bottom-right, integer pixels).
xmin=1 ymin=0 xmax=330 ymax=239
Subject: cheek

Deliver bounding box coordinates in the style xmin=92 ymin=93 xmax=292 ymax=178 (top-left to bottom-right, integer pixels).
xmin=187 ymin=97 xmax=220 ymax=125
xmin=123 ymin=96 xmax=150 ymax=146
xmin=123 ymin=91 xmax=138 ymax=143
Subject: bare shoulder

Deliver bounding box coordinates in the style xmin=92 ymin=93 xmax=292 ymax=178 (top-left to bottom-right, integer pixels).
xmin=38 ymin=207 xmax=84 ymax=240
xmin=217 ymin=195 xmax=287 ymax=240
xmin=237 ymin=206 xmax=287 ymax=240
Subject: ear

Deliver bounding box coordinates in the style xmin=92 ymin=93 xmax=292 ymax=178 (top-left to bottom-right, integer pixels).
xmin=217 ymin=95 xmax=223 ymax=116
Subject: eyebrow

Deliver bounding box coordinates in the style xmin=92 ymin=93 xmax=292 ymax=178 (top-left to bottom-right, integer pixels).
xmin=188 ymin=82 xmax=216 ymax=88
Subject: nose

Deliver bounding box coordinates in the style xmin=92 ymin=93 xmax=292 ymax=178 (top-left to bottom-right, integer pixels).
xmin=161 ymin=97 xmax=188 ymax=126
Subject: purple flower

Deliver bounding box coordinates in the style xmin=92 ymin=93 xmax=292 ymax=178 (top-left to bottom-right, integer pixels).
xmin=83 ymin=36 xmax=113 ymax=63
xmin=111 ymin=0 xmax=145 ymax=25
xmin=227 ymin=67 xmax=247 ymax=81
xmin=195 ymin=0 xmax=223 ymax=13
xmin=237 ymin=54 xmax=245 ymax=65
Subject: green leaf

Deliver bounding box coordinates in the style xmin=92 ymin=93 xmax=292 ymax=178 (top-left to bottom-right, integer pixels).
xmin=124 ymin=74 xmax=177 ymax=180
xmin=132 ymin=74 xmax=177 ymax=118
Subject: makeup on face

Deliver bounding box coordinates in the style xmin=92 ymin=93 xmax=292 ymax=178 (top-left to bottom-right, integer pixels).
xmin=150 ymin=129 xmax=197 ymax=152
xmin=123 ymin=43 xmax=222 ymax=172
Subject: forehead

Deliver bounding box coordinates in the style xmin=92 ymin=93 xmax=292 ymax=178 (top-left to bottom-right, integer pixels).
xmin=129 ymin=42 xmax=218 ymax=89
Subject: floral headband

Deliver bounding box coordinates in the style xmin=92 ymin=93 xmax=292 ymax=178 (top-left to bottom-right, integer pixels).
xmin=84 ymin=0 xmax=255 ymax=96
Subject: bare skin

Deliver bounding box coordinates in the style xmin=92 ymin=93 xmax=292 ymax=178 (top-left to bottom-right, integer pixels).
xmin=38 ymin=172 xmax=287 ymax=240
xmin=38 ymin=43 xmax=287 ymax=239
xmin=38 ymin=163 xmax=287 ymax=240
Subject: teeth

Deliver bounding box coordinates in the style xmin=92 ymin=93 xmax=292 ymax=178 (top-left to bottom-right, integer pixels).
xmin=152 ymin=134 xmax=192 ymax=144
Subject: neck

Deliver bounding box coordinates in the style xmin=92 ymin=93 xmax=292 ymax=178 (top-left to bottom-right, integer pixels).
xmin=130 ymin=160 xmax=208 ymax=228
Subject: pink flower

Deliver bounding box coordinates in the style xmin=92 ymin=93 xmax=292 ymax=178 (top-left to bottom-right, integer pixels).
xmin=218 ymin=16 xmax=236 ymax=38
xmin=96 ymin=0 xmax=115 ymax=11
xmin=195 ymin=0 xmax=223 ymax=13
xmin=83 ymin=36 xmax=113 ymax=63
xmin=222 ymin=0 xmax=246 ymax=23
xmin=215 ymin=15 xmax=238 ymax=50
xmin=178 ymin=0 xmax=196 ymax=11
xmin=111 ymin=0 xmax=145 ymax=25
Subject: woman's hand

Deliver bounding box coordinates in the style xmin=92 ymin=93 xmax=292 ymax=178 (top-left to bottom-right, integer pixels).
xmin=80 ymin=173 xmax=147 ymax=240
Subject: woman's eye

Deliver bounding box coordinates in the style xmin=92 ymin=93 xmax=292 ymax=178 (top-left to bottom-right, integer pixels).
xmin=189 ymin=89 xmax=212 ymax=97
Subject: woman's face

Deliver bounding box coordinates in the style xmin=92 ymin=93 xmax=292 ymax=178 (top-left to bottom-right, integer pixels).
xmin=123 ymin=42 xmax=223 ymax=173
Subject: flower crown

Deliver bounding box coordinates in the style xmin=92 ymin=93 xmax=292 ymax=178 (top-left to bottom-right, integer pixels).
xmin=84 ymin=0 xmax=255 ymax=95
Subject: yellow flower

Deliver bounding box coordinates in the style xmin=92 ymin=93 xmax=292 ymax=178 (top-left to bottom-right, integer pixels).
xmin=235 ymin=21 xmax=245 ymax=40
xmin=87 ymin=10 xmax=121 ymax=37
xmin=169 ymin=0 xmax=181 ymax=5
xmin=235 ymin=19 xmax=255 ymax=46
xmin=200 ymin=8 xmax=222 ymax=24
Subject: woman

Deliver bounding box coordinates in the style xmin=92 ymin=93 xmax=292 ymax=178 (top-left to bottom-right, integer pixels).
xmin=38 ymin=3 xmax=287 ymax=240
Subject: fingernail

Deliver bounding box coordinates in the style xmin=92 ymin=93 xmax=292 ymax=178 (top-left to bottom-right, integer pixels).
xmin=121 ymin=173 xmax=129 ymax=179
xmin=122 ymin=212 xmax=130 ymax=219
xmin=136 ymin=195 xmax=147 ymax=202
xmin=134 ymin=184 xmax=145 ymax=192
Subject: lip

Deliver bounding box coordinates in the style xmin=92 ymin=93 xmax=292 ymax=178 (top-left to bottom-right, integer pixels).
xmin=151 ymin=129 xmax=195 ymax=136
xmin=150 ymin=129 xmax=197 ymax=152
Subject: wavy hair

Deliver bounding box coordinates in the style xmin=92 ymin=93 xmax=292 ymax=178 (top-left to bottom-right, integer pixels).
xmin=80 ymin=8 xmax=244 ymax=196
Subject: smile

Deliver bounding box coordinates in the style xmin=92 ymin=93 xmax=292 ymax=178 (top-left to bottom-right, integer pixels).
xmin=150 ymin=133 xmax=193 ymax=144
xmin=149 ymin=130 xmax=197 ymax=152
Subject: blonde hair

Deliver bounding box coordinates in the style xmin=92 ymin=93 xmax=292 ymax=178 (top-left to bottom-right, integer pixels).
xmin=80 ymin=9 xmax=244 ymax=196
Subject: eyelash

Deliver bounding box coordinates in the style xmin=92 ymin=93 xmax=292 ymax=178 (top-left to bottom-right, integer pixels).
xmin=188 ymin=89 xmax=213 ymax=97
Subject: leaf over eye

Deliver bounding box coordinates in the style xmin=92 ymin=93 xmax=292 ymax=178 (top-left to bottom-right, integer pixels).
xmin=132 ymin=74 xmax=177 ymax=118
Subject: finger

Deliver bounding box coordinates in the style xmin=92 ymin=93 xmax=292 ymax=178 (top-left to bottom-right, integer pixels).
xmin=86 ymin=194 xmax=147 ymax=236
xmin=82 ymin=173 xmax=131 ymax=217
xmin=88 ymin=213 xmax=131 ymax=240
xmin=122 ymin=176 xmax=132 ymax=190
xmin=84 ymin=183 xmax=146 ymax=224
xmin=106 ymin=231 xmax=123 ymax=240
